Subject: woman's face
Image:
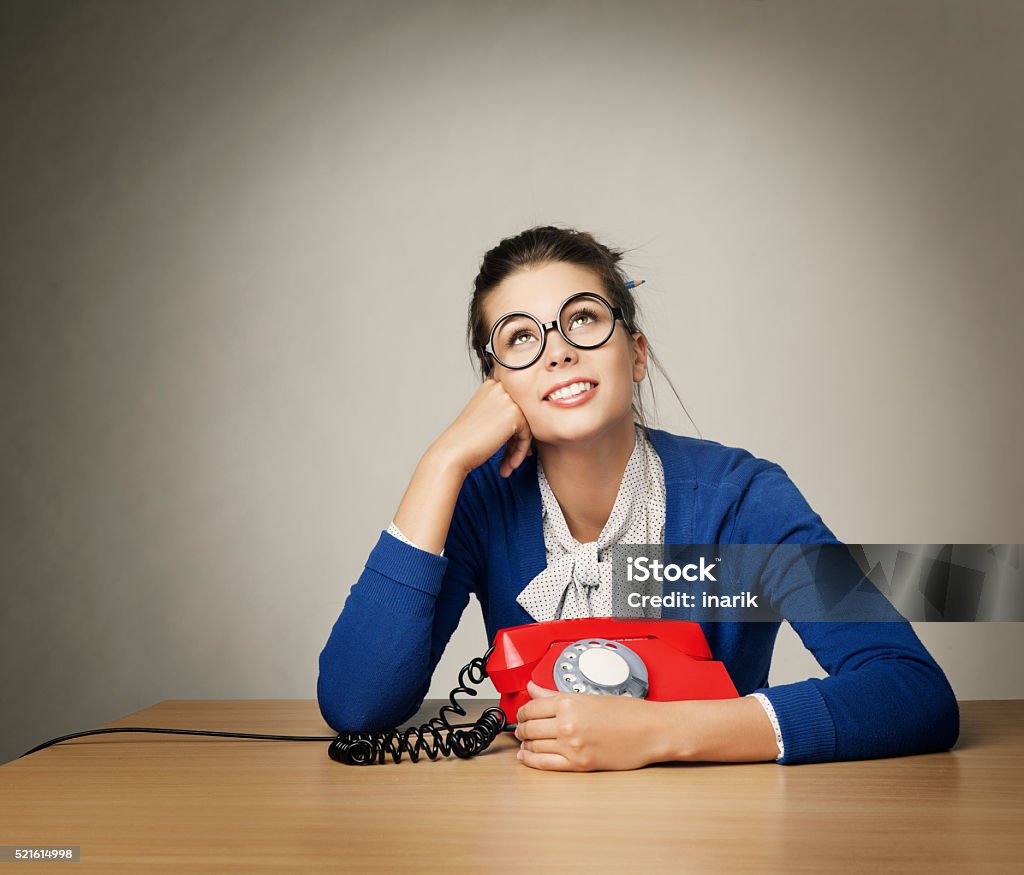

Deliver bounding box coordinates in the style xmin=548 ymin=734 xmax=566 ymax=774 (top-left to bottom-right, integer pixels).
xmin=482 ymin=261 xmax=648 ymax=446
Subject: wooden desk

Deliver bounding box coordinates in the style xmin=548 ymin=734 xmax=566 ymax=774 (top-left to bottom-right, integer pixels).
xmin=0 ymin=700 xmax=1020 ymax=872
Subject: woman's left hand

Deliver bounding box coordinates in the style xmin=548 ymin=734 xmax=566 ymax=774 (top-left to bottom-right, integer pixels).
xmin=514 ymin=680 xmax=678 ymax=771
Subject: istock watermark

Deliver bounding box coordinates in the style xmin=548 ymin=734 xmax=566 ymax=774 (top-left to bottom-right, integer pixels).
xmin=610 ymin=544 xmax=1024 ymax=622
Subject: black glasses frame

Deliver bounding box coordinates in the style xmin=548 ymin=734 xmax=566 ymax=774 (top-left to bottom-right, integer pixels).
xmin=482 ymin=291 xmax=630 ymax=372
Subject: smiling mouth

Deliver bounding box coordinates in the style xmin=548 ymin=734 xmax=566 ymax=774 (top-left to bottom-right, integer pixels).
xmin=544 ymin=381 xmax=598 ymax=402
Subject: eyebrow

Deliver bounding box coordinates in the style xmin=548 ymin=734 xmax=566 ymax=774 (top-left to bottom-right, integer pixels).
xmin=489 ymin=290 xmax=599 ymax=325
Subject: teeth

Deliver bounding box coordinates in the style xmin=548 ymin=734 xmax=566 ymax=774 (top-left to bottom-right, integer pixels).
xmin=548 ymin=381 xmax=593 ymax=401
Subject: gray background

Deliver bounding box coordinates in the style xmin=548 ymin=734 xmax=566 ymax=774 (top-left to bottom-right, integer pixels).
xmin=1 ymin=0 xmax=1022 ymax=765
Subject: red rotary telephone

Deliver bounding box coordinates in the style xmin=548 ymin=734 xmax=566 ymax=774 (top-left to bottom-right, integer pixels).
xmin=328 ymin=617 xmax=738 ymax=764
xmin=485 ymin=617 xmax=738 ymax=726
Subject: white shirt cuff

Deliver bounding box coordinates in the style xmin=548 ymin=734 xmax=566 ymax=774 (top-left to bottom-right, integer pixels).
xmin=386 ymin=521 xmax=444 ymax=557
xmin=747 ymin=692 xmax=785 ymax=761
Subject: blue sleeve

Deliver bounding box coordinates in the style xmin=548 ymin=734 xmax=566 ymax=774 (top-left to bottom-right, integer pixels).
xmin=316 ymin=475 xmax=486 ymax=732
xmin=733 ymin=462 xmax=960 ymax=764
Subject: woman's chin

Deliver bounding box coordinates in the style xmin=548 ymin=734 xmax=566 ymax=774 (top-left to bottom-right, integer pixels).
xmin=532 ymin=410 xmax=613 ymax=445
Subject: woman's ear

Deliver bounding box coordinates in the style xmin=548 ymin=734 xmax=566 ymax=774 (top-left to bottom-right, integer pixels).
xmin=631 ymin=332 xmax=649 ymax=383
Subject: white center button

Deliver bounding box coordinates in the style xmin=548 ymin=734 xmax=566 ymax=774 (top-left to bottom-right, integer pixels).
xmin=576 ymin=647 xmax=630 ymax=687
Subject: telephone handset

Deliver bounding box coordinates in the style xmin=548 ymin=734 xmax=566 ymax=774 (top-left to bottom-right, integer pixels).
xmin=328 ymin=617 xmax=737 ymax=765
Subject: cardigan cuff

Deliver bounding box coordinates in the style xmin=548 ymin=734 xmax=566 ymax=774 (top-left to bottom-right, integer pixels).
xmin=364 ymin=530 xmax=449 ymax=602
xmin=754 ymin=679 xmax=836 ymax=765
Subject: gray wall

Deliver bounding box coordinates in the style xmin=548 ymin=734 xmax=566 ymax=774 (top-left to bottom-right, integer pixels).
xmin=2 ymin=0 xmax=1022 ymax=765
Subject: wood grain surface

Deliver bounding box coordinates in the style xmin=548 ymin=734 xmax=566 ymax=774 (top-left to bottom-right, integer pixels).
xmin=1 ymin=699 xmax=1020 ymax=873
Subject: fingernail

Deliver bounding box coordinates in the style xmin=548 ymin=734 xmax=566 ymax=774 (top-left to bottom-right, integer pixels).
xmin=516 ymin=750 xmax=524 ymax=761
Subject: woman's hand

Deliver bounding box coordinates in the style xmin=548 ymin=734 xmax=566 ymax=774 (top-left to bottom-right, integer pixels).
xmin=432 ymin=377 xmax=534 ymax=479
xmin=514 ymin=680 xmax=676 ymax=772
xmin=514 ymin=681 xmax=783 ymax=770
xmin=391 ymin=378 xmax=531 ymax=553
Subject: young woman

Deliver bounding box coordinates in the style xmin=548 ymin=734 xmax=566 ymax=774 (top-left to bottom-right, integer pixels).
xmin=317 ymin=225 xmax=959 ymax=771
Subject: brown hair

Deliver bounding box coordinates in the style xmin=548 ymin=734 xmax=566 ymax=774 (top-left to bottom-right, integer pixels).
xmin=466 ymin=225 xmax=700 ymax=436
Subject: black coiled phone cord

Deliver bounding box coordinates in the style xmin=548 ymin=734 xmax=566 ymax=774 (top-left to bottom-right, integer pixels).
xmin=19 ymin=648 xmax=506 ymax=765
xmin=328 ymin=645 xmax=507 ymax=765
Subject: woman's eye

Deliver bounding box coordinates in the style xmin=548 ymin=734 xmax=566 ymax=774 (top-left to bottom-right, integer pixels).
xmin=568 ymin=309 xmax=597 ymax=329
xmin=510 ymin=331 xmax=536 ymax=346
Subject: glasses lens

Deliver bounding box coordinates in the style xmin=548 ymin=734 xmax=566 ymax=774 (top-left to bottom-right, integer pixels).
xmin=492 ymin=313 xmax=544 ymax=368
xmin=559 ymin=294 xmax=614 ymax=348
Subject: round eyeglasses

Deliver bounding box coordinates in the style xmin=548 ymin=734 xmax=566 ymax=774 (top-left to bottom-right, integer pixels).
xmin=482 ymin=292 xmax=630 ymax=371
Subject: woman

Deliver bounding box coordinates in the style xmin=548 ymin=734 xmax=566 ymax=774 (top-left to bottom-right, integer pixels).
xmin=317 ymin=225 xmax=959 ymax=771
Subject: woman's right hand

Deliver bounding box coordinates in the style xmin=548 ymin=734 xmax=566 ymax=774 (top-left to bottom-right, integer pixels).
xmin=432 ymin=378 xmax=534 ymax=479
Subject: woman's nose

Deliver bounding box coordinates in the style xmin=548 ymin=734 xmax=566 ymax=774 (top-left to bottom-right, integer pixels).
xmin=544 ymin=330 xmax=579 ymax=368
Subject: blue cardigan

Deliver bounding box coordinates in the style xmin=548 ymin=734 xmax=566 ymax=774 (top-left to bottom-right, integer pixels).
xmin=317 ymin=427 xmax=960 ymax=764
